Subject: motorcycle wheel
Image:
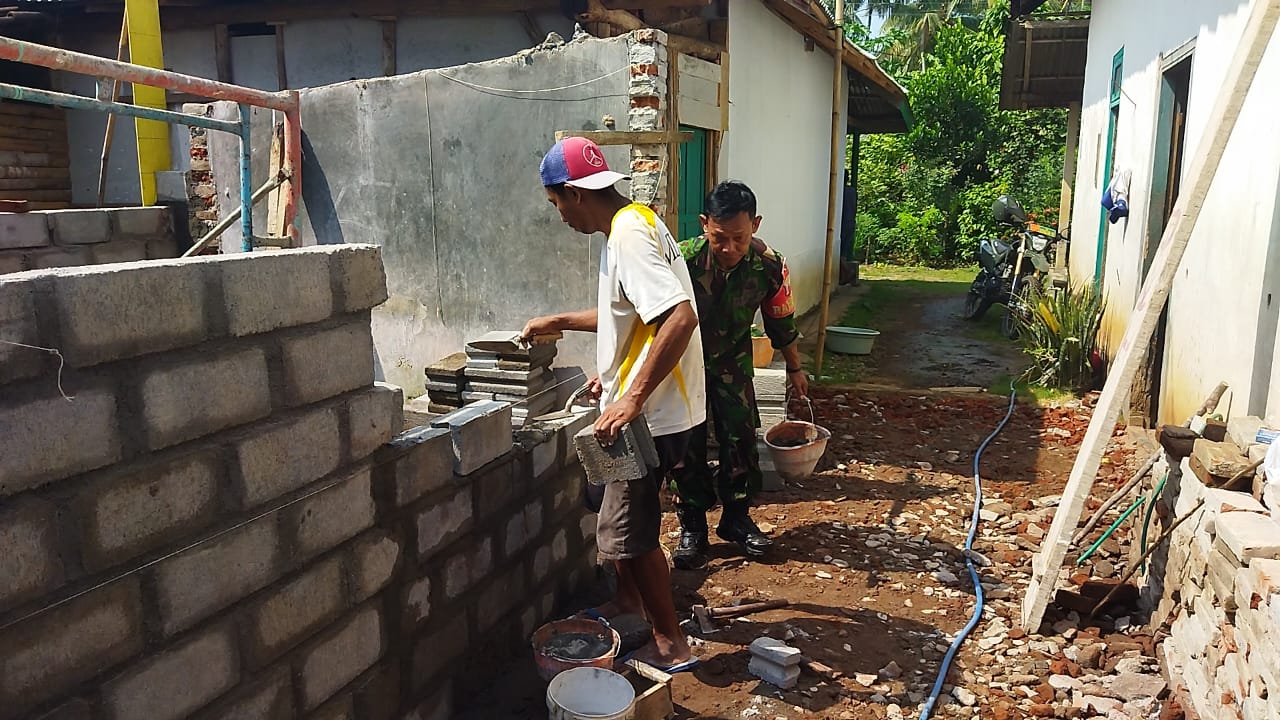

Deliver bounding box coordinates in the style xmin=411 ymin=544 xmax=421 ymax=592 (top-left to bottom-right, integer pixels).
xmin=1002 ymin=278 xmax=1039 ymax=340
xmin=1001 ymin=304 xmax=1020 ymax=339
xmin=962 ymin=275 xmax=994 ymax=321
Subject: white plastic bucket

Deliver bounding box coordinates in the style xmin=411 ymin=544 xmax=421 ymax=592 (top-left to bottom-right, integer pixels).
xmin=546 ymin=667 xmax=636 ymax=720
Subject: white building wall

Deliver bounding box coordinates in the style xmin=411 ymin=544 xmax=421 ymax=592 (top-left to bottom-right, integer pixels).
xmin=722 ymin=0 xmax=847 ymax=315
xmin=1069 ymin=0 xmax=1280 ymax=423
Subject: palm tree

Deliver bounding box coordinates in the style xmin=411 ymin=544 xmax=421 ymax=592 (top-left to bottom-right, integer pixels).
xmin=874 ymin=0 xmax=992 ymax=70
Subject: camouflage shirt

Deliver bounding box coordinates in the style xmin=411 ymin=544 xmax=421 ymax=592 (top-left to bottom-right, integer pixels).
xmin=680 ymin=235 xmax=800 ymax=373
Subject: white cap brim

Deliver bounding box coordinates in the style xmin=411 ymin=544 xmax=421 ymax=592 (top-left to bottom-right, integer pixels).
xmin=566 ymin=170 xmax=630 ymax=191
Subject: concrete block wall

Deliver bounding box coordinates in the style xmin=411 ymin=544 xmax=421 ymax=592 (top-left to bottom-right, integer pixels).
xmin=1147 ymin=457 xmax=1280 ymax=719
xmin=0 ymin=206 xmax=179 ymax=275
xmin=0 ymin=244 xmax=599 ymax=719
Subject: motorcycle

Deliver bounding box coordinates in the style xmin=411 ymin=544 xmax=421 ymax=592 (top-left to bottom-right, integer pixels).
xmin=962 ymin=195 xmax=1065 ymax=338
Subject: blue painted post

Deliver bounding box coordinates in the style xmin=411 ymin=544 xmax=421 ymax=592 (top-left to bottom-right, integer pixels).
xmin=238 ymin=103 xmax=253 ymax=252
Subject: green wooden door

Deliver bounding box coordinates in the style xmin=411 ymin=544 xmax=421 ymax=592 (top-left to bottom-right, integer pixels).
xmin=677 ymin=126 xmax=708 ymax=241
xmin=1094 ymin=48 xmax=1124 ymax=288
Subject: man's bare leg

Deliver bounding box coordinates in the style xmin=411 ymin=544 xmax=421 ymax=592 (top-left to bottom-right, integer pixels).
xmin=582 ymin=561 xmax=645 ymax=619
xmin=622 ymin=548 xmax=692 ymax=665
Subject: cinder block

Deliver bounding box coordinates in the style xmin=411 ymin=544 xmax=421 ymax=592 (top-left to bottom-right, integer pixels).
xmin=90 ymin=239 xmax=149 ymax=265
xmin=532 ymin=545 xmax=552 ymax=584
xmin=391 ymin=426 xmax=454 ymax=506
xmin=476 ymin=461 xmax=518 ymax=519
xmin=1 ymin=387 xmax=121 ymax=497
xmin=280 ymin=321 xmax=375 ymax=406
xmin=46 ymin=209 xmax=111 ymax=245
xmin=1217 ymin=512 xmax=1280 ymax=563
xmin=0 ymin=497 xmax=62 ymax=612
xmin=110 ymin=206 xmax=171 ymax=239
xmin=329 ymin=244 xmax=388 ymax=312
xmin=0 ymin=251 xmax=27 ymax=275
xmin=748 ymin=656 xmax=801 ymax=689
xmin=141 ymin=348 xmax=270 ymax=450
xmin=310 ymin=694 xmax=354 ymax=720
xmin=219 ymin=251 xmax=333 ymax=336
xmin=749 ymin=636 xmax=803 ymax=667
xmin=103 ymin=624 xmax=239 ymax=720
xmin=33 ymin=699 xmax=91 ymax=720
xmin=145 ymin=234 xmax=179 ymax=260
xmin=234 ymin=406 xmax=341 ymax=507
xmin=0 ymin=580 xmax=144 ymax=718
xmin=246 ymin=558 xmax=345 ymax=668
xmin=348 ymin=383 xmax=402 ymax=460
xmin=194 ymin=667 xmax=293 ymax=720
xmin=79 ymin=450 xmax=221 ymax=571
xmin=444 ymin=537 xmax=492 ymax=599
xmin=403 ymin=576 xmax=432 ymax=629
xmin=349 ymin=530 xmax=401 ymax=603
xmin=353 ymin=661 xmax=400 ymax=720
xmin=0 ymin=212 xmax=50 ymax=249
xmin=573 ymin=419 xmax=656 ymax=485
xmin=411 ymin=621 xmax=468 ymax=693
xmin=0 ymin=279 xmax=42 ymax=381
xmin=430 ymin=400 xmax=513 ymax=475
xmin=153 ymin=520 xmax=281 ymax=635
xmin=285 ymin=468 xmax=375 ymax=560
xmin=478 ymin=568 xmax=525 ymax=631
xmin=417 ymin=487 xmax=473 ymax=558
xmin=552 ymin=528 xmax=568 ymax=563
xmin=51 ymin=259 xmax=208 ymax=367
xmin=28 ymin=247 xmax=91 ymax=269
xmin=299 ymin=606 xmax=384 ymax=710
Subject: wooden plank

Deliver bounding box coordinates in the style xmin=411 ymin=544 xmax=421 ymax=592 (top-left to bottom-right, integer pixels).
xmin=266 ymin=122 xmax=286 ymax=238
xmin=0 ymin=179 xmax=71 ymax=191
xmin=143 ymin=0 xmax=564 ymax=30
xmin=554 ymin=130 xmax=694 ymax=146
xmin=380 ymin=19 xmax=397 ymax=76
xmin=0 ymin=115 xmax=67 ymax=132
xmin=214 ymin=23 xmax=232 ymax=82
xmin=678 ymin=73 xmax=719 ymax=107
xmin=273 ymin=23 xmax=289 ymax=88
xmin=719 ymin=51 xmax=730 ymax=132
xmin=0 ymin=190 xmax=72 ymax=202
xmin=1021 ymin=0 xmax=1280 ymax=632
xmin=0 ymin=126 xmax=62 ymax=142
xmin=0 ymin=138 xmax=60 ymax=154
xmin=678 ymin=97 xmax=722 ymax=131
xmin=1 ymin=166 xmax=71 ymax=180
xmin=1056 ymin=101 xmax=1080 ymax=269
xmin=0 ymin=151 xmax=70 ymax=168
xmin=0 ymin=200 xmax=30 ymax=213
xmin=0 ymin=102 xmax=65 ymax=120
xmin=667 ymin=41 xmax=681 ymax=235
xmin=677 ymin=53 xmax=720 ymax=84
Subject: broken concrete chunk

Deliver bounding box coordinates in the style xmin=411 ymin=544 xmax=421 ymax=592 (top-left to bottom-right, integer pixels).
xmin=1192 ymin=438 xmax=1254 ymax=479
xmin=748 ymin=636 xmax=802 ymax=667
xmin=1216 ymin=511 xmax=1280 ymax=563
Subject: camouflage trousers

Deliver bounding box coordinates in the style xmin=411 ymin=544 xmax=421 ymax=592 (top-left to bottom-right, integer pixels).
xmin=670 ymin=373 xmax=761 ymax=511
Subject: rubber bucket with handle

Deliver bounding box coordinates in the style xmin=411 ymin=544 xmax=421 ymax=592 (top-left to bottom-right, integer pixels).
xmin=546 ymin=667 xmax=636 ymax=720
xmin=763 ymin=396 xmax=830 ymax=482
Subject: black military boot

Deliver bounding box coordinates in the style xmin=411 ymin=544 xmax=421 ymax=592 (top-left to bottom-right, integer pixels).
xmin=672 ymin=505 xmax=710 ymax=570
xmin=716 ymin=501 xmax=772 ymax=558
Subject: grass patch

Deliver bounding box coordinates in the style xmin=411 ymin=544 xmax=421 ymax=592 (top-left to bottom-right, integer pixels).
xmin=990 ymin=373 xmax=1077 ymax=405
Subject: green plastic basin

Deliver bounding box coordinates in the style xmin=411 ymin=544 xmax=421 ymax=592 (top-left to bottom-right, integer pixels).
xmin=825 ymin=326 xmax=880 ymax=355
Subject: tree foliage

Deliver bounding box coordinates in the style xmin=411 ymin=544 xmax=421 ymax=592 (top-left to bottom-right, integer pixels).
xmin=852 ymin=0 xmax=1068 ymax=265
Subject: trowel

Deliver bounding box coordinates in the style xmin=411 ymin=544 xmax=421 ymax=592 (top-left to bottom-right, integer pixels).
xmin=530 ymin=382 xmax=593 ymax=423
xmin=468 ymin=330 xmax=562 ymax=353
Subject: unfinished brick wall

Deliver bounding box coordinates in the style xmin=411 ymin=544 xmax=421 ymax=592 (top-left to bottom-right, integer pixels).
xmin=0 ymin=245 xmax=598 ymax=720
xmin=0 ymin=206 xmax=179 ymax=275
xmin=628 ymin=29 xmax=670 ymax=214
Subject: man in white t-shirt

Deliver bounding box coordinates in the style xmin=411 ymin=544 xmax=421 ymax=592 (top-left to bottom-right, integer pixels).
xmin=522 ymin=136 xmax=705 ymax=672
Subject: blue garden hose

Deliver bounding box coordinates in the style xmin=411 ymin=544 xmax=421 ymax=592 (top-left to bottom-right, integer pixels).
xmin=919 ymin=378 xmax=1019 ymax=720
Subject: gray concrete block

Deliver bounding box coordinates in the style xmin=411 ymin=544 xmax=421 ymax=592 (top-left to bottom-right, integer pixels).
xmin=46 ymin=209 xmax=111 ymax=245
xmin=102 ymin=624 xmax=239 ymax=720
xmin=0 ymin=279 xmax=40 ymax=385
xmin=33 ymin=698 xmax=92 ymax=720
xmin=145 ymin=234 xmax=179 ymax=260
xmin=430 ymin=400 xmax=513 ymax=475
xmin=246 ymin=558 xmax=345 ymax=668
xmin=444 ymin=537 xmax=492 ymax=599
xmin=391 ymin=425 xmax=454 ymax=506
xmin=218 ymin=250 xmax=333 ymax=336
xmin=234 ymin=407 xmax=341 ymax=508
xmin=78 ymin=450 xmax=220 ymax=572
xmin=403 ymin=575 xmax=431 ymax=629
xmin=0 ymin=251 xmax=27 ymax=275
xmin=478 ymin=567 xmax=525 ymax=632
xmin=753 ymin=368 xmax=787 ymax=399
xmin=748 ymin=656 xmax=800 ymax=689
xmin=0 ymin=212 xmax=50 ymax=249
xmin=90 ymin=239 xmax=149 ymax=265
xmin=1217 ymin=511 xmax=1280 ymax=563
xmin=280 ymin=321 xmax=375 ymax=406
xmin=51 ymin=259 xmax=209 ymax=367
xmin=28 ymin=247 xmax=91 ymax=269
xmin=142 ymin=348 xmax=270 ymax=450
xmin=749 ymin=636 xmax=803 ymax=667
xmin=0 ymin=496 xmax=62 ymax=613
xmin=310 ymin=694 xmax=354 ymax=720
xmin=573 ymin=418 xmax=656 ymax=486
xmin=349 ymin=530 xmax=401 ymax=603
xmin=299 ymin=607 xmax=384 ymax=710
xmin=285 ymin=468 xmax=376 ymax=559
xmin=194 ymin=668 xmax=293 ymax=720
xmin=411 ymin=621 xmax=467 ymax=694
xmin=1 ymin=387 xmax=121 ymax=497
xmin=329 ymin=244 xmax=388 ymax=312
xmin=348 ymin=382 xmax=402 ymax=460
xmin=110 ymin=206 xmax=171 ymax=239
xmin=464 ymin=365 xmax=548 ymax=383
xmin=153 ymin=520 xmax=281 ymax=635
xmin=0 ymin=580 xmax=144 ymax=718
xmin=416 ymin=487 xmax=473 ymax=559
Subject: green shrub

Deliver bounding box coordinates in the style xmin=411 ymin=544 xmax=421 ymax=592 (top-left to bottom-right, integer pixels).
xmin=1017 ymin=282 xmax=1105 ymax=391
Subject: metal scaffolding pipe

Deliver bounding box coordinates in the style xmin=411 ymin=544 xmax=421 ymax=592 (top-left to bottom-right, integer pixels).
xmin=0 ymin=83 xmax=241 ymax=134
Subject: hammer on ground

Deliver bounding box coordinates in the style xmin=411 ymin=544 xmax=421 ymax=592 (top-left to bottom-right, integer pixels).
xmin=691 ymin=599 xmax=790 ymax=633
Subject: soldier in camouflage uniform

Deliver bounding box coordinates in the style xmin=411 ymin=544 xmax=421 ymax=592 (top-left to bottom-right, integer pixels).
xmin=671 ymin=181 xmax=809 ymax=569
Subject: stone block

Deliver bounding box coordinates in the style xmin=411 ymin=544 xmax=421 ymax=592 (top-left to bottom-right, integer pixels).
xmin=193 ymin=668 xmax=292 ymax=720
xmin=286 ymin=468 xmax=376 ymax=560
xmin=110 ymin=206 xmax=171 ymax=239
xmin=1206 ymin=544 xmax=1241 ymax=611
xmin=748 ymin=656 xmax=800 ymax=689
xmin=0 ymin=580 xmax=144 ymax=718
xmin=348 ymin=383 xmax=402 ymax=460
xmin=79 ymin=450 xmax=220 ymax=571
xmin=416 ymin=487 xmax=473 ymax=558
xmin=280 ymin=321 xmax=375 ymax=406
xmin=51 ymin=259 xmax=208 ymax=367
xmin=218 ymin=250 xmax=333 ymax=336
xmin=141 ymin=348 xmax=270 ymax=450
xmin=0 ymin=497 xmax=62 ymax=612
xmin=444 ymin=537 xmax=492 ymax=599
xmin=430 ymin=400 xmax=513 ymax=475
xmin=1217 ymin=512 xmax=1280 ymax=563
xmin=299 ymin=606 xmax=384 ymax=710
xmin=0 ymin=212 xmax=50 ymax=249
xmin=1 ymin=387 xmax=121 ymax=497
xmin=103 ymin=624 xmax=238 ymax=720
xmin=329 ymin=244 xmax=388 ymax=312
xmin=0 ymin=280 xmax=39 ymax=384
xmin=391 ymin=426 xmax=454 ymax=506
xmin=1201 ymin=489 xmax=1269 ymax=535
xmin=412 ymin=621 xmax=468 ymax=692
xmin=749 ymin=636 xmax=803 ymax=667
xmin=246 ymin=558 xmax=345 ymax=668
xmin=234 ymin=406 xmax=341 ymax=507
xmin=153 ymin=520 xmax=281 ymax=635
xmin=1249 ymin=557 xmax=1280 ymax=596
xmin=45 ymin=209 xmax=110 ymax=245
xmin=349 ymin=530 xmax=401 ymax=603
xmin=91 ymin=239 xmax=150 ymax=265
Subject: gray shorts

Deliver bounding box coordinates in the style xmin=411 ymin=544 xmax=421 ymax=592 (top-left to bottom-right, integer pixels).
xmin=595 ymin=431 xmax=690 ymax=561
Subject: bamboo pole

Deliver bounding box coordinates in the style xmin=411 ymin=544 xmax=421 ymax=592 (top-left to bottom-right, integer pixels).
xmin=96 ymin=14 xmax=129 ymax=207
xmin=813 ymin=0 xmax=845 ymax=376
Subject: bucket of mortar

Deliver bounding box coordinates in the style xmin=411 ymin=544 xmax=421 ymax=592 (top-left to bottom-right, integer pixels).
xmin=546 ymin=667 xmax=636 ymax=720
xmin=763 ymin=396 xmax=829 ymax=482
xmin=531 ymin=617 xmax=622 ymax=683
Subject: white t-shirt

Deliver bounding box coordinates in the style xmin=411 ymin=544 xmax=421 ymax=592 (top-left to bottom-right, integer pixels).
xmin=597 ymin=204 xmax=707 ymax=437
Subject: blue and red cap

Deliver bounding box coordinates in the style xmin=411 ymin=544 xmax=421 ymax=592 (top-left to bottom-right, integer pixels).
xmin=540 ymin=136 xmax=630 ymax=190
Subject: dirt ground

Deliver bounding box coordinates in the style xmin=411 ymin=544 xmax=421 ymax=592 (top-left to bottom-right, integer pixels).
xmin=457 ymin=276 xmax=1152 ymax=719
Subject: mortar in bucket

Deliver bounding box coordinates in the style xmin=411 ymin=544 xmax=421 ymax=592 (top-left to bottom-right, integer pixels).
xmin=763 ymin=396 xmax=830 ymax=482
xmin=546 ymin=667 xmax=636 ymax=720
xmin=532 ymin=617 xmax=622 ymax=683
